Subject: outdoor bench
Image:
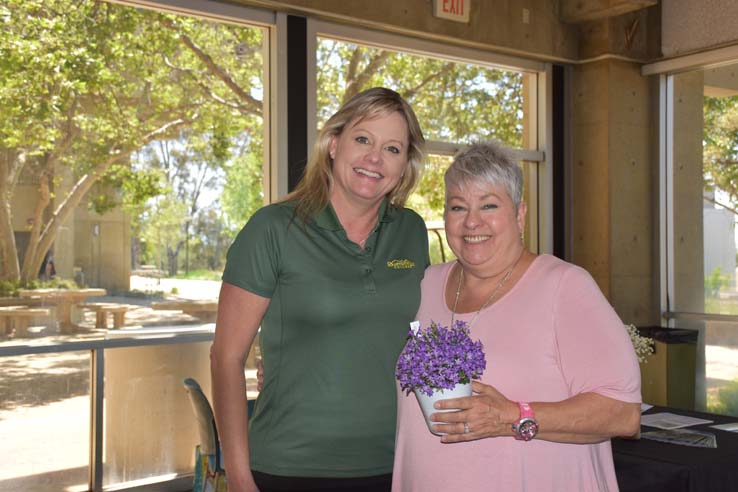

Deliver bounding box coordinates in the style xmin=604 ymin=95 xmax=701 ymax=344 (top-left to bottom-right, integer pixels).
xmin=151 ymin=300 xmax=218 ymax=323
xmin=78 ymin=303 xmax=130 ymax=329
xmin=0 ymin=306 xmax=52 ymax=337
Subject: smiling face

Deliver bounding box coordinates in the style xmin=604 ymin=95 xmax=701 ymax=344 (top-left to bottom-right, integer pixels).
xmin=444 ymin=179 xmax=527 ymax=274
xmin=328 ymin=111 xmax=410 ymax=210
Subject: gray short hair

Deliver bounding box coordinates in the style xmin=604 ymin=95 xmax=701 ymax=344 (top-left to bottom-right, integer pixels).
xmin=444 ymin=141 xmax=523 ymax=208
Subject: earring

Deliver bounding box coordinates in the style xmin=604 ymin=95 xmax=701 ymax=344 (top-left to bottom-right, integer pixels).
xmin=520 ymin=231 xmax=524 ymax=243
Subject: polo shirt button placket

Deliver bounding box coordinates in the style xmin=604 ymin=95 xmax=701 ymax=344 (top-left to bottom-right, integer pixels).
xmin=362 ymin=266 xmax=376 ymax=293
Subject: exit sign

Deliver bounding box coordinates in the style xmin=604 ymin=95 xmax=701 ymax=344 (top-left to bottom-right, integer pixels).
xmin=433 ymin=0 xmax=470 ymax=23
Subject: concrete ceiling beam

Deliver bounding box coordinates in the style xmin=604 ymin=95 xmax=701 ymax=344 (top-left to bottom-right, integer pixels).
xmin=562 ymin=0 xmax=658 ymax=23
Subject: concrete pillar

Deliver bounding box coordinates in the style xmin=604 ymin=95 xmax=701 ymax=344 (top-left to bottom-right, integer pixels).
xmin=570 ymin=58 xmax=657 ymax=325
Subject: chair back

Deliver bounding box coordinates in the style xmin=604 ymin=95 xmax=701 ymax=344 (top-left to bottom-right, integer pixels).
xmin=183 ymin=377 xmax=219 ymax=457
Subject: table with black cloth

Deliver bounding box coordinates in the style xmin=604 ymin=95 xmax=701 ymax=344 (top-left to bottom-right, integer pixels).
xmin=613 ymin=405 xmax=738 ymax=492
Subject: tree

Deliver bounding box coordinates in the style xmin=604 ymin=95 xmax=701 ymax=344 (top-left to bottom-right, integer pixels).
xmin=0 ymin=0 xmax=264 ymax=281
xmin=316 ymin=38 xmax=524 ymax=223
xmin=1 ymin=2 xmax=526 ymax=282
xmin=704 ymin=95 xmax=738 ymax=205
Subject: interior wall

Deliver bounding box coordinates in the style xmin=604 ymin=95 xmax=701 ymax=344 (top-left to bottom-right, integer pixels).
xmin=239 ymin=0 xmax=580 ymax=61
xmin=662 ymin=0 xmax=738 ymax=57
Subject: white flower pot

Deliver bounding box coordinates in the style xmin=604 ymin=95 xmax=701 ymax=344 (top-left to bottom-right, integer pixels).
xmin=414 ymin=382 xmax=472 ymax=435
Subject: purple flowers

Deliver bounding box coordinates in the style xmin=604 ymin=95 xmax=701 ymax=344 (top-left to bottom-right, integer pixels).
xmin=395 ymin=320 xmax=486 ymax=397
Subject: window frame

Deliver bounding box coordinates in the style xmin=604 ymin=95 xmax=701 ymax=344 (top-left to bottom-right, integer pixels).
xmin=645 ymin=50 xmax=738 ymax=412
xmin=3 ymin=2 xmax=278 ymax=491
xmin=305 ymin=19 xmax=553 ymax=253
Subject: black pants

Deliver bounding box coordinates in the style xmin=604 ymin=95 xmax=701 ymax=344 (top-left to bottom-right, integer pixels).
xmin=251 ymin=470 xmax=392 ymax=492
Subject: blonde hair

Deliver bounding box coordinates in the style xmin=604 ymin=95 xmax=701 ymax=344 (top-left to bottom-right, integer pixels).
xmin=284 ymin=87 xmax=425 ymax=223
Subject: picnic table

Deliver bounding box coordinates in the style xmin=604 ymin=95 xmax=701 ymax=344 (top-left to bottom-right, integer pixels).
xmin=151 ymin=300 xmax=218 ymax=323
xmin=18 ymin=288 xmax=107 ymax=334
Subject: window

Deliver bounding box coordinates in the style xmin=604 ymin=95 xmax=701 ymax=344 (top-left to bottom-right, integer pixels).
xmin=663 ymin=62 xmax=738 ymax=416
xmin=310 ymin=23 xmax=549 ymax=260
xmin=0 ymin=1 xmax=273 ymax=490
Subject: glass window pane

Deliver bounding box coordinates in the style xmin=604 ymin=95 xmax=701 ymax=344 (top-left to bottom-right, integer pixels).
xmin=0 ymin=352 xmax=90 ymax=492
xmin=316 ymin=38 xmax=526 ymax=147
xmin=4 ymin=0 xmax=267 ymax=333
xmin=103 ymin=341 xmax=211 ymax=487
xmin=671 ymin=65 xmax=738 ymax=416
xmin=316 ymin=37 xmax=536 ymax=259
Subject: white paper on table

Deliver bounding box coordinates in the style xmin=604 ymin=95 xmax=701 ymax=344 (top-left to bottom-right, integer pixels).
xmin=710 ymin=422 xmax=738 ymax=432
xmin=640 ymin=412 xmax=713 ymax=430
xmin=641 ymin=403 xmax=653 ymax=413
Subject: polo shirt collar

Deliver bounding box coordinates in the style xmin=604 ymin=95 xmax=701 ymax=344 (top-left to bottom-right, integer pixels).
xmin=313 ymin=198 xmax=399 ymax=231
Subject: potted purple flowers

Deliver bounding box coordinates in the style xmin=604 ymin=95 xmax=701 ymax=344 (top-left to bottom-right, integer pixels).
xmin=395 ymin=320 xmax=486 ymax=435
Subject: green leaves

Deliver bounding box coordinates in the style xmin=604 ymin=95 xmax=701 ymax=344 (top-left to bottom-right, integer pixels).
xmin=317 ymin=38 xmax=524 ymax=147
xmin=1 ymin=0 xmax=267 ymax=279
xmin=704 ymin=95 xmax=738 ymax=204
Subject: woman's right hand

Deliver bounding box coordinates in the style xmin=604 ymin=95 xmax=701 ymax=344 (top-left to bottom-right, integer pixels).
xmin=431 ymin=380 xmax=518 ymax=442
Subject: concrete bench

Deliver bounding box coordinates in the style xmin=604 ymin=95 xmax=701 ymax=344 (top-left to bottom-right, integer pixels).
xmin=78 ymin=303 xmax=130 ymax=329
xmin=151 ymin=300 xmax=218 ymax=323
xmin=0 ymin=306 xmax=52 ymax=337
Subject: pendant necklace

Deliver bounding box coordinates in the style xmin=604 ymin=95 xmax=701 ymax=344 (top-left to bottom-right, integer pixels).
xmin=450 ymin=248 xmax=525 ymax=329
xmin=356 ymin=228 xmax=374 ymax=248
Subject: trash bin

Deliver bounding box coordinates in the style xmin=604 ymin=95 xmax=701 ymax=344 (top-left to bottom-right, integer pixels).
xmin=637 ymin=326 xmax=698 ymax=411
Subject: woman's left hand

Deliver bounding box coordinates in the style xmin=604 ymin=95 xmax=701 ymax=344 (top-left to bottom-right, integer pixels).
xmin=430 ymin=381 xmax=518 ymax=443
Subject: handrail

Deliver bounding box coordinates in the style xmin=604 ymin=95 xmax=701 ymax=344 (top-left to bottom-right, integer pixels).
xmin=0 ymin=324 xmax=216 ymax=492
xmin=664 ymin=311 xmax=738 ymax=323
xmin=0 ymin=326 xmax=214 ymax=357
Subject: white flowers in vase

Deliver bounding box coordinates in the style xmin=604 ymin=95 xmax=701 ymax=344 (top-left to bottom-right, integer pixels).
xmin=626 ymin=324 xmax=655 ymax=363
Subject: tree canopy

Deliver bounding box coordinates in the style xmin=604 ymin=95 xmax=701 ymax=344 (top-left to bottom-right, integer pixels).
xmin=0 ymin=0 xmax=528 ymax=282
xmin=704 ymin=95 xmax=738 ymax=206
xmin=0 ymin=0 xmax=265 ymax=281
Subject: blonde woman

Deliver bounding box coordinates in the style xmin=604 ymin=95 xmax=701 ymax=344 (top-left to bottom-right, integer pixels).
xmin=212 ymin=88 xmax=429 ymax=492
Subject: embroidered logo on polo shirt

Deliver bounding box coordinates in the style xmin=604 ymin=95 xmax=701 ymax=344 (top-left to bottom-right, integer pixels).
xmin=387 ymin=259 xmax=415 ymax=269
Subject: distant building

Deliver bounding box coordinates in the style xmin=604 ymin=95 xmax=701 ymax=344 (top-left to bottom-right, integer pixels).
xmin=704 ymin=198 xmax=737 ymax=289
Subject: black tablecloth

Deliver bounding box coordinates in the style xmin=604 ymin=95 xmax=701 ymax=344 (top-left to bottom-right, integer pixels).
xmin=613 ymin=406 xmax=738 ymax=492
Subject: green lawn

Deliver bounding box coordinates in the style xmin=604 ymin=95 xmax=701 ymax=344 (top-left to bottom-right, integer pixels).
xmin=705 ymin=296 xmax=738 ymax=315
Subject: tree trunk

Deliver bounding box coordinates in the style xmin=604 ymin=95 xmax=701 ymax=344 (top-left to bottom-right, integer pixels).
xmin=167 ymin=247 xmax=178 ymax=277
xmin=15 ymin=118 xmax=193 ymax=283
xmin=19 ymin=173 xmax=51 ymax=281
xmin=0 ymin=199 xmax=20 ymax=281
xmin=0 ymin=151 xmax=22 ymax=280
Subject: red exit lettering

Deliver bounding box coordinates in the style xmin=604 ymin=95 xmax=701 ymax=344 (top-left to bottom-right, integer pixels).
xmin=443 ymin=0 xmax=465 ymax=15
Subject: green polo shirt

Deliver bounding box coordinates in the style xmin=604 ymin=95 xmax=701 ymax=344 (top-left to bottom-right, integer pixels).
xmin=222 ymin=199 xmax=429 ymax=478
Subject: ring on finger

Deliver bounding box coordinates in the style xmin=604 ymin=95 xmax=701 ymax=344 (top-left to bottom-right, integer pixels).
xmin=464 ymin=422 xmax=470 ymax=434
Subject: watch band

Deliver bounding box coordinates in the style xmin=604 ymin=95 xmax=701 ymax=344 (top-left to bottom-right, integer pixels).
xmin=512 ymin=402 xmax=539 ymax=441
xmin=518 ymin=402 xmax=534 ymax=419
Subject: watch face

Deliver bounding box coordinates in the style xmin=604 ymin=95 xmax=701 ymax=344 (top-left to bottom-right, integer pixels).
xmin=518 ymin=418 xmax=539 ymax=441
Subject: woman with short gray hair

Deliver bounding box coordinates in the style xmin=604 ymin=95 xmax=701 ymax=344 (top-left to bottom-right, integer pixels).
xmin=393 ymin=141 xmax=642 ymax=491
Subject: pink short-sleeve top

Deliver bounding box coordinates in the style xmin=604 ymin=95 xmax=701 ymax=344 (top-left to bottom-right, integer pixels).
xmin=392 ymin=254 xmax=642 ymax=492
